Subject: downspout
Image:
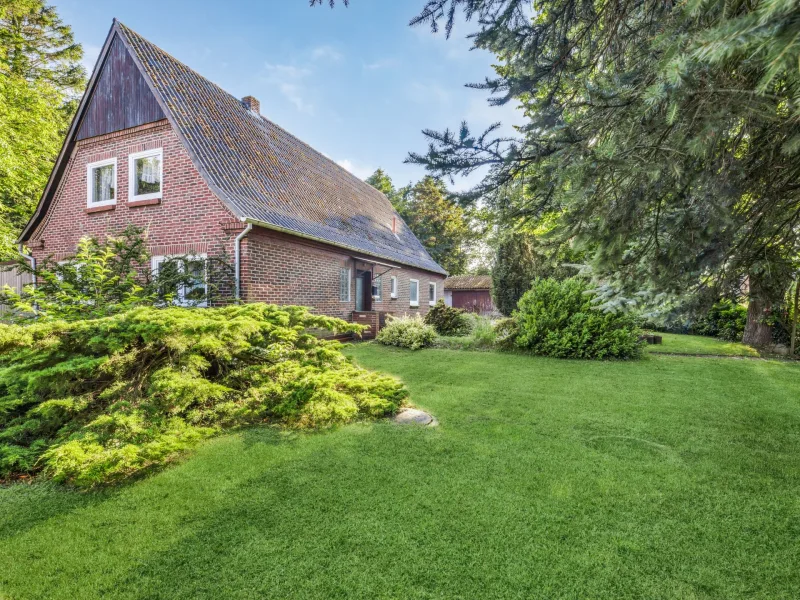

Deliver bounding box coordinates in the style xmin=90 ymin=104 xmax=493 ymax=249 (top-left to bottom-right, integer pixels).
xmin=18 ymin=244 xmax=36 ymax=293
xmin=234 ymin=222 xmax=252 ymax=301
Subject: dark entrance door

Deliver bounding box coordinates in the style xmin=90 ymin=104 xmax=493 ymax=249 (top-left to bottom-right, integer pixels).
xmin=355 ymin=270 xmax=372 ymax=311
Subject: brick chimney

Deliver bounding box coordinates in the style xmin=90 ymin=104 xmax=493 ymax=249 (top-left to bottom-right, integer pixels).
xmin=242 ymin=96 xmax=260 ymax=114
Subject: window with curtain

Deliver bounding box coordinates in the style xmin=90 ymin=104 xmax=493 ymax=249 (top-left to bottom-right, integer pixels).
xmin=152 ymin=255 xmax=207 ymax=307
xmin=409 ymin=279 xmax=419 ymax=307
xmin=429 ymin=282 xmax=436 ymax=305
xmin=87 ymin=159 xmax=116 ymax=205
xmin=129 ymin=149 xmax=162 ymax=200
xmin=390 ymin=276 xmax=397 ymax=298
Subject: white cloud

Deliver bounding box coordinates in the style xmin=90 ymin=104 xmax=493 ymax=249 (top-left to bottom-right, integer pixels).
xmin=336 ymin=159 xmax=375 ymax=180
xmin=362 ymin=58 xmax=399 ymax=71
xmin=311 ymin=45 xmax=343 ymax=63
xmin=262 ymin=62 xmax=315 ymax=114
xmin=408 ymin=81 xmax=451 ymax=106
xmin=81 ymin=44 xmax=102 ymax=74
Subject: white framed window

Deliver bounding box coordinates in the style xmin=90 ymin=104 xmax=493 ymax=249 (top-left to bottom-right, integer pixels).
xmin=339 ymin=267 xmax=351 ymax=302
xmin=409 ymin=279 xmax=419 ymax=307
xmin=87 ymin=157 xmax=117 ymax=207
xmin=390 ymin=275 xmax=397 ymax=298
xmin=372 ymin=275 xmax=382 ymax=302
xmin=429 ymin=282 xmax=437 ymax=306
xmin=152 ymin=254 xmax=207 ymax=307
xmin=128 ymin=148 xmax=163 ymax=202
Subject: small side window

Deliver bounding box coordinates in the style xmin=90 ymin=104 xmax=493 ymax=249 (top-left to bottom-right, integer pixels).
xmin=390 ymin=275 xmax=397 ymax=299
xmin=87 ymin=158 xmax=117 ymax=207
xmin=339 ymin=267 xmax=351 ymax=302
xmin=409 ymin=279 xmax=419 ymax=307
xmin=373 ymin=275 xmax=382 ymax=302
xmin=429 ymin=282 xmax=436 ymax=306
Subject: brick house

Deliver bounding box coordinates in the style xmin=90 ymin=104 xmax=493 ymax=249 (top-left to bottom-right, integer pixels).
xmin=18 ymin=21 xmax=446 ymax=334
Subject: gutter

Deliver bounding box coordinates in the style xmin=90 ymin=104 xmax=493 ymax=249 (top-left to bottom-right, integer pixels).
xmin=17 ymin=244 xmax=36 ymax=293
xmin=242 ymin=217 xmax=447 ymax=277
xmin=234 ymin=222 xmax=253 ymax=301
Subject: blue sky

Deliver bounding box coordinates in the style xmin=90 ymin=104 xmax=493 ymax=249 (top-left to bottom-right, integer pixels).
xmin=55 ymin=0 xmax=521 ymax=191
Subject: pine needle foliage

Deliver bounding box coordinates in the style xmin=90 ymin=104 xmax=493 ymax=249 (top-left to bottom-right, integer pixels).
xmin=0 ymin=304 xmax=407 ymax=487
xmin=399 ymin=0 xmax=800 ymax=341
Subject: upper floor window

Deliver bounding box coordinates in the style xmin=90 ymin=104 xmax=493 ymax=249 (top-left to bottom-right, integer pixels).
xmin=87 ymin=158 xmax=117 ymax=207
xmin=129 ymin=148 xmax=163 ymax=202
xmin=429 ymin=282 xmax=437 ymax=306
xmin=409 ymin=279 xmax=419 ymax=307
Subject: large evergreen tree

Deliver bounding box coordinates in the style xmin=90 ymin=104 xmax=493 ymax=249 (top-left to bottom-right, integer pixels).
xmin=388 ymin=0 xmax=800 ymax=345
xmin=0 ymin=0 xmax=84 ymax=259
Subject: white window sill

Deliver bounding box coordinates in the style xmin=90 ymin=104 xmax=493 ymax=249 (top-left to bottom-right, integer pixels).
xmin=130 ymin=192 xmax=162 ymax=202
xmin=87 ymin=200 xmax=116 ymax=208
xmin=410 ymin=302 xmax=419 ymax=308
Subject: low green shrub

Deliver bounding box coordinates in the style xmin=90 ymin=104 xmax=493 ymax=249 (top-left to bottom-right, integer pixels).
xmin=434 ymin=314 xmax=505 ymax=351
xmin=2 ymin=226 xmax=233 ymax=322
xmin=376 ymin=315 xmax=436 ymax=350
xmin=515 ymin=278 xmax=642 ymax=359
xmin=424 ymin=300 xmax=471 ymax=336
xmin=0 ymin=304 xmax=407 ymax=487
xmin=692 ymin=300 xmax=747 ymax=341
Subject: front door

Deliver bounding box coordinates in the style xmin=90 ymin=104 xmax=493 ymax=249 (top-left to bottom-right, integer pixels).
xmin=355 ymin=270 xmax=372 ymax=312
xmin=355 ymin=276 xmax=365 ymax=311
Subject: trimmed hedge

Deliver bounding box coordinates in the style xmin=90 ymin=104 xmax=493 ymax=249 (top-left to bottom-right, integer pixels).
xmin=0 ymin=304 xmax=407 ymax=487
xmin=515 ymin=279 xmax=642 ymax=359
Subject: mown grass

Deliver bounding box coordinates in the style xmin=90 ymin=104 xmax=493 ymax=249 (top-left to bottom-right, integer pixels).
xmin=1 ymin=344 xmax=799 ymax=599
xmin=645 ymin=331 xmax=761 ymax=356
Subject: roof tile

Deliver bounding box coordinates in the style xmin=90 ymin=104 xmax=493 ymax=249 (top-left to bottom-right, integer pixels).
xmin=118 ymin=23 xmax=446 ymax=275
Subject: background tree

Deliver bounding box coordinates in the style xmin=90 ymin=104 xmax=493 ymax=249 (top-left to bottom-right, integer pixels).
xmin=405 ymin=176 xmax=474 ymax=275
xmin=0 ymin=0 xmax=84 ymax=260
xmin=366 ymin=169 xmax=477 ymax=275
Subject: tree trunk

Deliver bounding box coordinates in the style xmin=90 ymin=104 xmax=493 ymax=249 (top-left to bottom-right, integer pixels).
xmin=791 ymin=278 xmax=799 ymax=356
xmin=743 ymin=281 xmax=774 ymax=347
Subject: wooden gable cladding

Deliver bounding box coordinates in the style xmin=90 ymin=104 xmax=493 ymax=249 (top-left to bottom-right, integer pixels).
xmin=77 ymin=34 xmax=165 ymax=140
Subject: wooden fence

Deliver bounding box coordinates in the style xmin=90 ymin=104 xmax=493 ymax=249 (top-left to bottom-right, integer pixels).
xmin=0 ymin=265 xmax=33 ymax=314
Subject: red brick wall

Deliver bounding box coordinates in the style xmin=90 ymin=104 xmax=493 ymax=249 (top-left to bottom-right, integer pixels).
xmin=241 ymin=227 xmax=445 ymax=320
xmin=27 ymin=119 xmax=445 ymax=320
xmin=28 ymin=120 xmax=238 ymax=263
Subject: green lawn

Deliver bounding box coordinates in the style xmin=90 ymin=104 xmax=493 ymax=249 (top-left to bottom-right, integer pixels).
xmin=644 ymin=331 xmax=761 ymax=356
xmin=2 ymin=345 xmax=799 ymax=599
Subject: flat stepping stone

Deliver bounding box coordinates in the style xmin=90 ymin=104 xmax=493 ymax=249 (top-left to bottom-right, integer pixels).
xmin=394 ymin=408 xmax=437 ymax=426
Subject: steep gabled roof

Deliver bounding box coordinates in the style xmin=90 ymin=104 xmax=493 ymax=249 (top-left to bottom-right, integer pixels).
xmin=21 ymin=21 xmax=446 ymax=276
xmin=444 ymin=275 xmax=492 ymax=290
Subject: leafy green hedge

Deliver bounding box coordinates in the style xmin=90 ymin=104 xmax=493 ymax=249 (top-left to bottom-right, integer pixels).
xmin=692 ymin=300 xmax=747 ymax=341
xmin=376 ymin=315 xmax=436 ymax=350
xmin=515 ymin=279 xmax=642 ymax=359
xmin=0 ymin=304 xmax=407 ymax=487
